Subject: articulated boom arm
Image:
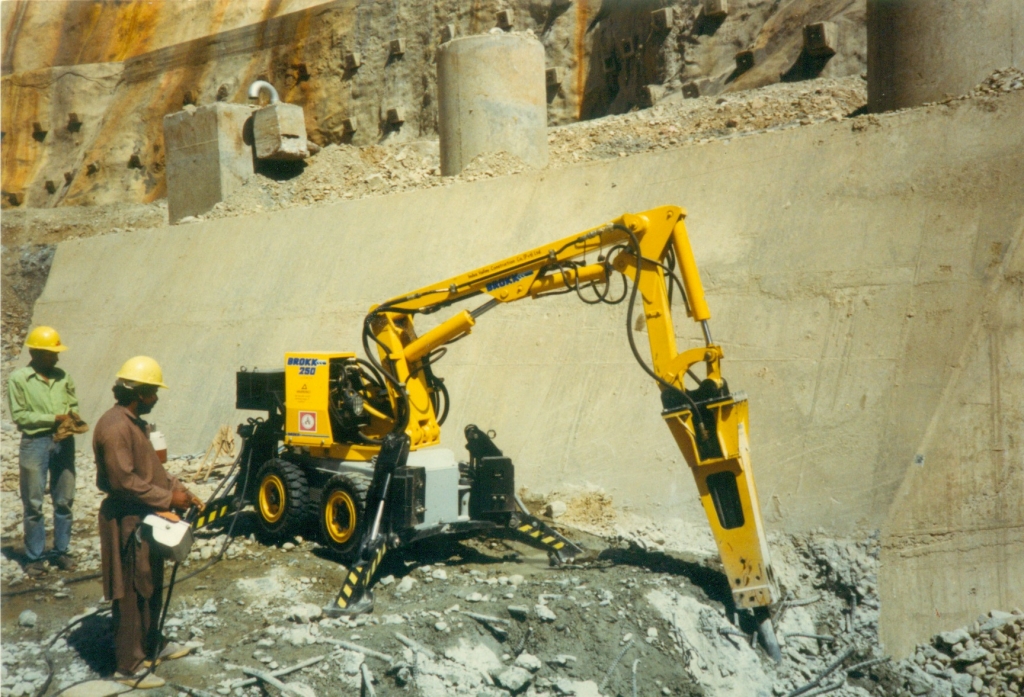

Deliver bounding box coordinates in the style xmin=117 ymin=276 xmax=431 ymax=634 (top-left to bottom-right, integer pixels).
xmin=365 ymin=205 xmax=776 ymax=611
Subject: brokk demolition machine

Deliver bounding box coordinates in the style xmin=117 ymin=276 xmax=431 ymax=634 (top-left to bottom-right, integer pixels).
xmin=196 ymin=205 xmax=781 ymax=658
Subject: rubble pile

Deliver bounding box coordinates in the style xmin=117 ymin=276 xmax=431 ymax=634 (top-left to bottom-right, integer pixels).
xmin=763 ymin=533 xmax=886 ymax=697
xmin=546 ymin=76 xmax=867 ymax=164
xmin=960 ymin=68 xmax=1024 ymax=100
xmin=888 ymin=611 xmax=1024 ymax=697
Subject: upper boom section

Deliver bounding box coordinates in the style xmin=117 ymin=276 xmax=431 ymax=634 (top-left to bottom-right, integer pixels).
xmin=374 ymin=206 xmax=710 ymax=323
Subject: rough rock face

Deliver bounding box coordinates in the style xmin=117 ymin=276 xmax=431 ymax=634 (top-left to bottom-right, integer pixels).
xmin=0 ymin=0 xmax=866 ymax=210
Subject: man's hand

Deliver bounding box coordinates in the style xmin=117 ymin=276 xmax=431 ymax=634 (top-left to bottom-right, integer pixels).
xmin=171 ymin=488 xmax=205 ymax=512
xmin=170 ymin=489 xmax=190 ymax=510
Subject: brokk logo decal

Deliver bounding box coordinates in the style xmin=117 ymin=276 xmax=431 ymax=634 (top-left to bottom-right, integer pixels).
xmin=288 ymin=357 xmax=327 ymax=376
xmin=485 ymin=271 xmax=531 ymax=292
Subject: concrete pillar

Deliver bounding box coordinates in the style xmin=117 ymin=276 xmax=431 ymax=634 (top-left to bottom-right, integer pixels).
xmin=437 ymin=34 xmax=548 ymax=176
xmin=163 ymin=103 xmax=254 ymax=224
xmin=867 ymin=0 xmax=1024 ymax=112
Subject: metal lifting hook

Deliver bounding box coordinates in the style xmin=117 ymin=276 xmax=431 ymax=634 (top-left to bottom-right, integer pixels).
xmin=247 ymin=80 xmax=280 ymax=105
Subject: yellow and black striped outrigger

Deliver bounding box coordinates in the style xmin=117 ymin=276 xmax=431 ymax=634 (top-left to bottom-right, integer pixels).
xmin=328 ymin=539 xmax=388 ymax=614
xmin=508 ymin=513 xmax=582 ymax=564
xmin=191 ymin=496 xmax=236 ymax=531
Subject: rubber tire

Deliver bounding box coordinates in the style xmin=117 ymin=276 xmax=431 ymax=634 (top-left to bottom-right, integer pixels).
xmin=755 ymin=607 xmax=782 ymax=664
xmin=319 ymin=474 xmax=370 ymax=561
xmin=254 ymin=458 xmax=312 ymax=543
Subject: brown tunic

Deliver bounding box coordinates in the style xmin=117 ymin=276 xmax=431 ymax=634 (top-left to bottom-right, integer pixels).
xmin=94 ymin=404 xmax=182 ymax=601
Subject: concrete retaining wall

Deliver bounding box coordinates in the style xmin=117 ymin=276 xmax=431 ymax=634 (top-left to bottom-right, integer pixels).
xmin=28 ymin=92 xmax=1024 ymax=655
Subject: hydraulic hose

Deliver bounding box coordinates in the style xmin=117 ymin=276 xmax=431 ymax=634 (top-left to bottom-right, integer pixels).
xmin=612 ymin=224 xmax=706 ymax=426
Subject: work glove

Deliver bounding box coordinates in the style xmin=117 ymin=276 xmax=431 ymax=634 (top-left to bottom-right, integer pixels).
xmin=54 ymin=411 xmax=89 ymax=442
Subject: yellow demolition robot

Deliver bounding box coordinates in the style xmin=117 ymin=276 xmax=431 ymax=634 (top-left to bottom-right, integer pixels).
xmin=204 ymin=206 xmax=781 ymax=659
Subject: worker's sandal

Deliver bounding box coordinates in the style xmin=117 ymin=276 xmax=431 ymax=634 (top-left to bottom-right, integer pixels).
xmin=114 ymin=671 xmax=165 ymax=688
xmin=142 ymin=641 xmax=192 ymax=667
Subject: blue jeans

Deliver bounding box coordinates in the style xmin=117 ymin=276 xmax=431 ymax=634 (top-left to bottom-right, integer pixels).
xmin=19 ymin=435 xmax=75 ymax=561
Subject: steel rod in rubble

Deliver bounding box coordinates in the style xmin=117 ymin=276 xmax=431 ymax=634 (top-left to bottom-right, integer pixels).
xmin=785 ymin=646 xmax=856 ymax=697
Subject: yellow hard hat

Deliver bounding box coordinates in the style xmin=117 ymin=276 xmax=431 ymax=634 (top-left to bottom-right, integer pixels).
xmin=25 ymin=326 xmax=68 ymax=352
xmin=116 ymin=356 xmax=168 ymax=389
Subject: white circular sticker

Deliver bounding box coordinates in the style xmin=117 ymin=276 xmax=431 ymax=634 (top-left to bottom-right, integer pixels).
xmin=299 ymin=412 xmax=316 ymax=431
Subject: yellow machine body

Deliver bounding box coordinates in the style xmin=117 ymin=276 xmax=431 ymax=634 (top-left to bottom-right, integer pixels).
xmin=283 ymin=351 xmax=403 ymax=461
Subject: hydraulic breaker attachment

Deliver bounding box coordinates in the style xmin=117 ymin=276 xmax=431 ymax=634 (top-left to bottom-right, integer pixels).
xmin=661 ymin=382 xmax=777 ymax=610
xmin=324 ymin=431 xmax=409 ymax=617
xmin=506 ymin=511 xmax=583 ymax=564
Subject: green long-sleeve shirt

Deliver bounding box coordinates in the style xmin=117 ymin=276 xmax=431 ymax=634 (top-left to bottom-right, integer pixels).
xmin=7 ymin=365 xmax=79 ymax=436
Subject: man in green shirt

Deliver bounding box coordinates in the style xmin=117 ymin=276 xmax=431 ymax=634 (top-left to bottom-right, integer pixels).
xmin=7 ymin=326 xmax=79 ymax=576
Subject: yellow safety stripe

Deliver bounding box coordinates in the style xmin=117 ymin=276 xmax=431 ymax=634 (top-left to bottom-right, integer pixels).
xmin=194 ymin=505 xmax=230 ymax=530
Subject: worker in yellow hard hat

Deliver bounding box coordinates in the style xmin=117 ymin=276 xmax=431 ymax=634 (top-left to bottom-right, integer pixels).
xmin=93 ymin=356 xmax=201 ymax=686
xmin=6 ymin=326 xmax=82 ymax=576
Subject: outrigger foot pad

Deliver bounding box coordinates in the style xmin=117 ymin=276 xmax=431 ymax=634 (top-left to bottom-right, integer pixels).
xmin=324 ymin=588 xmax=374 ymax=617
xmin=324 ymin=540 xmax=389 ymax=617
xmin=508 ymin=512 xmax=584 ymax=565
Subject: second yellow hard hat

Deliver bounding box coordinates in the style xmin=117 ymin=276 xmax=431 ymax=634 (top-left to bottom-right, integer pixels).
xmin=116 ymin=355 xmax=168 ymax=389
xmin=25 ymin=326 xmax=67 ymax=352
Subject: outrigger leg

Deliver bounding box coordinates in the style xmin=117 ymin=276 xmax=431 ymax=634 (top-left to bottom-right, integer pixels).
xmin=324 ymin=432 xmax=409 ymax=617
xmin=464 ymin=425 xmax=584 ymax=565
xmin=506 ymin=506 xmax=583 ymax=564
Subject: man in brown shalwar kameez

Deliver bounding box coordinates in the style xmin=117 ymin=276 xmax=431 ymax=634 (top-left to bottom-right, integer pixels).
xmin=94 ymin=356 xmax=203 ymax=687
